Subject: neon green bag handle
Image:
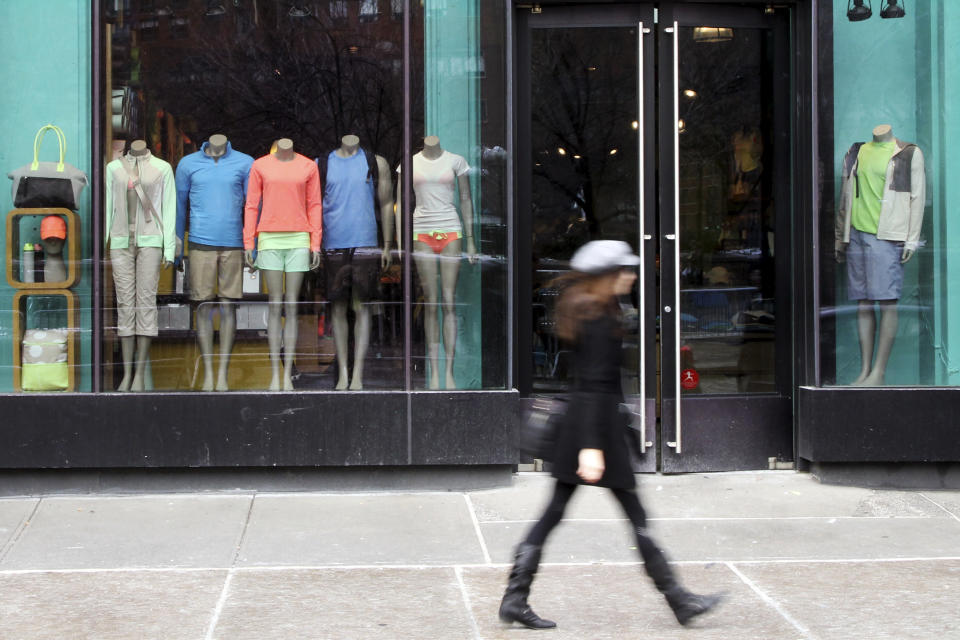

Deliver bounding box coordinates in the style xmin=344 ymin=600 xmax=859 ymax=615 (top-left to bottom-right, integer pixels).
xmin=31 ymin=124 xmax=67 ymax=173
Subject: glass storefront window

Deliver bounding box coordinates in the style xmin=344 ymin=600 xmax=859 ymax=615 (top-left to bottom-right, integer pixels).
xmin=1 ymin=0 xmax=507 ymax=395
xmin=822 ymin=1 xmax=953 ymax=387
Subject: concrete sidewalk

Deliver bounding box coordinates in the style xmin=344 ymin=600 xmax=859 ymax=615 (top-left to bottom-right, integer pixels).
xmin=0 ymin=471 xmax=958 ymax=639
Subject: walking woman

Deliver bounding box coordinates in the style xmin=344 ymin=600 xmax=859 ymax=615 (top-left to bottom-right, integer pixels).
xmin=499 ymin=240 xmax=722 ymax=629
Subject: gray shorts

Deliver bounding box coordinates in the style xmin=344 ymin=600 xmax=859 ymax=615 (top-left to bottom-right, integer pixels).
xmin=846 ymin=228 xmax=904 ymax=301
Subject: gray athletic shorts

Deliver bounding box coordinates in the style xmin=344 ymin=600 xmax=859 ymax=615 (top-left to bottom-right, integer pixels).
xmin=846 ymin=228 xmax=904 ymax=301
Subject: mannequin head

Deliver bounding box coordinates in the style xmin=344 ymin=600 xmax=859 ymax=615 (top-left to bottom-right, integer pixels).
xmin=129 ymin=140 xmax=148 ymax=156
xmin=206 ymin=133 xmax=228 ymax=158
xmin=873 ymin=124 xmax=894 ymax=142
xmin=40 ymin=237 xmax=64 ymax=256
xmin=275 ymin=138 xmax=294 ymax=161
xmin=342 ymin=134 xmax=360 ymax=149
xmin=424 ymin=135 xmax=440 ymax=148
xmin=422 ymin=136 xmax=442 ymax=159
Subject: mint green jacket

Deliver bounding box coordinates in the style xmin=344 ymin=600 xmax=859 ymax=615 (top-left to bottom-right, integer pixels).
xmin=105 ymin=151 xmax=177 ymax=263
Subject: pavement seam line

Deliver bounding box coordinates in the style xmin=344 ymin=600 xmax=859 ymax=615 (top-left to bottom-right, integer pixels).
xmin=231 ymin=494 xmax=257 ymax=566
xmin=490 ymin=515 xmax=932 ymax=524
xmin=918 ymin=493 xmax=960 ymax=523
xmin=3 ymin=557 xmax=960 ymax=576
xmin=454 ymin=565 xmax=484 ymax=640
xmin=0 ymin=497 xmax=42 ymax=564
xmin=725 ymin=561 xmax=818 ymax=640
xmin=464 ymin=494 xmax=492 ymax=564
xmin=204 ymin=568 xmax=235 ymax=640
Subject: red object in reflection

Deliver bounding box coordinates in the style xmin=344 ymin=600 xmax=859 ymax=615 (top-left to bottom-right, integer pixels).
xmin=680 ymin=368 xmax=699 ymax=390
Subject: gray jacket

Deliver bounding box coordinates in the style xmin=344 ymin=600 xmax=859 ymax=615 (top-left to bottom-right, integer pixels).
xmin=836 ymin=139 xmax=925 ymax=251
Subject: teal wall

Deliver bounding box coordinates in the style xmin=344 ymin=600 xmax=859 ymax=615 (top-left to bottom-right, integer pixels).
xmin=0 ymin=0 xmax=92 ymax=391
xmin=832 ymin=2 xmax=924 ymax=385
xmin=424 ymin=0 xmax=482 ymax=389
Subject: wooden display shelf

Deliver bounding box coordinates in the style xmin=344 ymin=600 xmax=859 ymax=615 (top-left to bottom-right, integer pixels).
xmin=12 ymin=289 xmax=78 ymax=392
xmin=5 ymin=208 xmax=81 ymax=289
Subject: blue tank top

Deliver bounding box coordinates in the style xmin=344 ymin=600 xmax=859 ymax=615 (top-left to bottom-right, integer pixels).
xmin=321 ymin=151 xmax=378 ymax=249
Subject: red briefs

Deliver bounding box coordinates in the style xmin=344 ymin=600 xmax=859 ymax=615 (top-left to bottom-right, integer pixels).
xmin=416 ymin=231 xmax=461 ymax=254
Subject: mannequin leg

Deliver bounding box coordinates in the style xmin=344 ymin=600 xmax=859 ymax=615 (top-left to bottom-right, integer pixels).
xmin=439 ymin=239 xmax=463 ymax=390
xmin=851 ymin=300 xmax=876 ymax=386
xmin=263 ymin=270 xmax=285 ymax=391
xmin=130 ymin=246 xmax=161 ymax=392
xmin=862 ymin=300 xmax=898 ymax=386
xmin=282 ymin=271 xmax=305 ymax=391
xmin=196 ymin=301 xmax=216 ymax=391
xmin=413 ymin=245 xmax=441 ymax=389
xmin=350 ymin=299 xmax=372 ymax=390
xmin=332 ymin=300 xmax=350 ymax=390
xmin=118 ymin=335 xmax=135 ymax=391
xmin=217 ymin=298 xmax=236 ymax=391
xmin=130 ymin=336 xmax=152 ymax=391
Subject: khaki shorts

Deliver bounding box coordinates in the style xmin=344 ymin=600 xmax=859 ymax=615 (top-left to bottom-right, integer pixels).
xmin=189 ymin=249 xmax=244 ymax=301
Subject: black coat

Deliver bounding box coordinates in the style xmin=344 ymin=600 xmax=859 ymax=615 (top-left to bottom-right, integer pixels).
xmin=551 ymin=314 xmax=636 ymax=490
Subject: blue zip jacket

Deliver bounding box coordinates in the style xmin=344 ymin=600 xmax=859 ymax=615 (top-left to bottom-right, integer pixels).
xmin=175 ymin=141 xmax=254 ymax=247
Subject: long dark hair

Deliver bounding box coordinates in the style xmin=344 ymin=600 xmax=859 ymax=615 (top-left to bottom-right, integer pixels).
xmin=552 ymin=271 xmax=620 ymax=342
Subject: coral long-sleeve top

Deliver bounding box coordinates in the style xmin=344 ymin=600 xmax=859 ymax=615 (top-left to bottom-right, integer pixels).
xmin=244 ymin=153 xmax=323 ymax=251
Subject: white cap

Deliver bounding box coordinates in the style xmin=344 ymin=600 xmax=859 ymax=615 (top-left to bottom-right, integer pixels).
xmin=570 ymin=240 xmax=641 ymax=274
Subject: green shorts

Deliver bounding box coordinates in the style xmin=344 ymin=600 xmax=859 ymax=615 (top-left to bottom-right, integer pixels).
xmin=255 ymin=248 xmax=311 ymax=272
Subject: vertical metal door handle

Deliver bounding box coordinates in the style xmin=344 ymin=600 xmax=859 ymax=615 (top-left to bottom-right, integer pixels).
xmin=671 ymin=20 xmax=682 ymax=454
xmin=636 ymin=21 xmax=647 ymax=454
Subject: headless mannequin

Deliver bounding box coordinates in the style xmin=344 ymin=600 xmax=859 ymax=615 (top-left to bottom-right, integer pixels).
xmin=40 ymin=237 xmax=67 ymax=283
xmin=837 ymin=125 xmax=911 ymax=386
xmin=329 ymin=134 xmax=395 ymax=390
xmin=244 ymin=138 xmax=321 ymax=391
xmin=118 ymin=139 xmax=170 ymax=392
xmin=397 ymin=136 xmax=477 ymax=389
xmin=194 ymin=134 xmax=237 ymax=391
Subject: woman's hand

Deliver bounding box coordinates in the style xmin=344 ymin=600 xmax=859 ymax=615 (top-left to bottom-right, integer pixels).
xmin=577 ymin=448 xmax=605 ymax=484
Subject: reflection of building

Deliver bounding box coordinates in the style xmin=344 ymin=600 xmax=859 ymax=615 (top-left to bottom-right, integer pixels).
xmin=108 ymin=0 xmax=420 ymax=165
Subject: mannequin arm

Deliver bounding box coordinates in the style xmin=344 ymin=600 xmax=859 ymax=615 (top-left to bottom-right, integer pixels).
xmin=457 ymin=173 xmax=477 ymax=263
xmin=836 ymin=242 xmax=847 ymax=264
xmin=244 ymin=250 xmax=256 ymax=269
xmin=394 ymin=178 xmax=403 ymax=253
xmin=377 ymin=156 xmax=395 ymax=268
xmin=310 ymin=250 xmax=321 ymax=271
xmin=901 ymin=246 xmax=915 ymax=263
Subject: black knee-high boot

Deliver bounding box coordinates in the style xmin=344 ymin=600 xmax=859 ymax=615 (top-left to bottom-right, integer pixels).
xmin=498 ymin=543 xmax=557 ymax=629
xmin=635 ymin=527 xmax=723 ymax=626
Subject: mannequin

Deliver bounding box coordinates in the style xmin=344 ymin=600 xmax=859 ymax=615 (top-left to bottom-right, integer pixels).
xmin=39 ymin=215 xmax=67 ymax=283
xmin=105 ymin=139 xmax=176 ymax=391
xmin=176 ymin=133 xmax=254 ymax=391
xmin=244 ymin=138 xmax=323 ymax=391
xmin=835 ymin=124 xmax=926 ymax=386
xmin=397 ymin=136 xmax=476 ymax=389
xmin=320 ymin=134 xmax=395 ymax=390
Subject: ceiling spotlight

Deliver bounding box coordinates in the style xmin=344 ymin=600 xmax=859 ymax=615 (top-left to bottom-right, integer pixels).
xmin=631 ymin=121 xmax=639 ymax=130
xmin=683 ymin=89 xmax=698 ymax=99
xmin=693 ymin=27 xmax=733 ymax=43
xmin=557 ymin=147 xmax=567 ymax=155
xmin=609 ymin=149 xmax=618 ymax=155
xmin=847 ymin=0 xmax=872 ymax=22
xmin=573 ymin=155 xmax=582 ymax=159
xmin=880 ymin=0 xmax=905 ymax=18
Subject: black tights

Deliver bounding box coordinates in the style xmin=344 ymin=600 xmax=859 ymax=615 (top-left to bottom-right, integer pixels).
xmin=524 ymin=480 xmax=676 ymax=592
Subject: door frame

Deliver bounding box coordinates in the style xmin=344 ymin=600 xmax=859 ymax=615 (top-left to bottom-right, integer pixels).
xmin=512 ymin=0 xmax=816 ymax=472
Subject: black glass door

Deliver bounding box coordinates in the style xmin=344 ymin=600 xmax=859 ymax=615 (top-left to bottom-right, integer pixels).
xmin=517 ymin=2 xmax=794 ymax=472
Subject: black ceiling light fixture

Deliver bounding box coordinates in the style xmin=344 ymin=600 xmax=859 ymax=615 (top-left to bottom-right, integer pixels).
xmin=847 ymin=0 xmax=872 ymax=22
xmin=880 ymin=0 xmax=906 ymax=19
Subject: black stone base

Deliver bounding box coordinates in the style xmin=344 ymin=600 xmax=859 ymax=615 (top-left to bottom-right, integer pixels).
xmin=807 ymin=461 xmax=960 ymax=490
xmin=0 ymin=465 xmax=515 ymax=497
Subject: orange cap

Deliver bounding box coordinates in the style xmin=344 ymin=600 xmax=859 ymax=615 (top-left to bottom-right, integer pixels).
xmin=40 ymin=215 xmax=67 ymax=240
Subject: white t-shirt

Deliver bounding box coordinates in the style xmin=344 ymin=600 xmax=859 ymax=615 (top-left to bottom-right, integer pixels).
xmin=397 ymin=150 xmax=470 ymax=234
